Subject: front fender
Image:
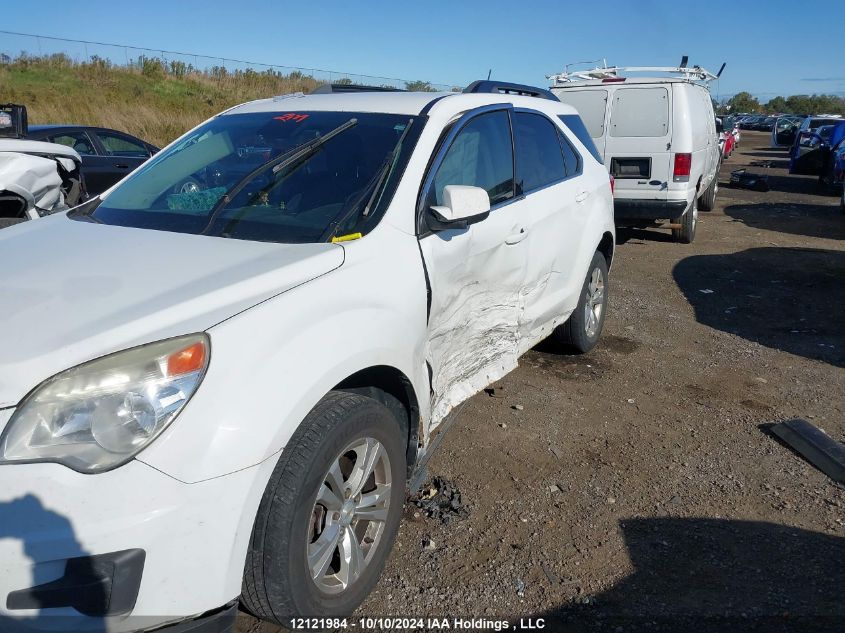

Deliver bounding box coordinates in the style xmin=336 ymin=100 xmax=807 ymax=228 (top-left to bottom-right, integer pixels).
xmin=137 ymin=225 xmax=429 ymax=483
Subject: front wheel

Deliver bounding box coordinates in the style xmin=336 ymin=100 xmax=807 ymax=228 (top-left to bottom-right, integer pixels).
xmin=552 ymin=250 xmax=608 ymax=354
xmin=242 ymin=391 xmax=406 ymax=623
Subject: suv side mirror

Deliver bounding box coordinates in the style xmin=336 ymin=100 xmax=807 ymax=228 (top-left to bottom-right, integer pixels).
xmin=427 ymin=185 xmax=491 ymax=231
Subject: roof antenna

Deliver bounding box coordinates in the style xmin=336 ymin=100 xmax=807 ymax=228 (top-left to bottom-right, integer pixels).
xmin=716 ymin=62 xmax=726 ymax=78
xmin=679 ymin=55 xmax=688 ymax=69
xmin=487 ymin=69 xmax=492 ymax=80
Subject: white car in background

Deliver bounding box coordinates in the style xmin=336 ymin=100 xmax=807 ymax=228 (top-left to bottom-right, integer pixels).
xmin=0 ymin=81 xmax=614 ymax=632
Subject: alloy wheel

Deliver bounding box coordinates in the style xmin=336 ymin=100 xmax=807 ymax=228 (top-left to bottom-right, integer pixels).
xmin=583 ymin=267 xmax=605 ymax=338
xmin=307 ymin=437 xmax=392 ymax=595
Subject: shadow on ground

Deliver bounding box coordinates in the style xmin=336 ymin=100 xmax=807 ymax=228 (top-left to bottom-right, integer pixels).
xmin=615 ymin=226 xmax=675 ymax=245
xmin=533 ymin=517 xmax=845 ymax=633
xmin=673 ymin=247 xmax=845 ymax=367
xmin=743 ymin=149 xmax=790 ymax=158
xmin=724 ymin=203 xmax=845 ymax=240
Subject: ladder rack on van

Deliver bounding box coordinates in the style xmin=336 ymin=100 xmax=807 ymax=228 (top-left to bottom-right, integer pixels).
xmin=548 ymin=56 xmax=725 ymax=86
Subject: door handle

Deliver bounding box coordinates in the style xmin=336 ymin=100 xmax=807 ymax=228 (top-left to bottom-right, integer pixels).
xmin=505 ymin=227 xmax=528 ymax=245
xmin=575 ymin=191 xmax=589 ymax=203
xmin=115 ymin=163 xmax=130 ymax=169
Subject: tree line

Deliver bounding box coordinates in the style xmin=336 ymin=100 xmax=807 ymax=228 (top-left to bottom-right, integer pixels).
xmin=718 ymin=91 xmax=845 ymax=115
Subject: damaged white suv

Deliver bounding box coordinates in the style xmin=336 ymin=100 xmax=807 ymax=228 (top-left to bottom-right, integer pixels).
xmin=0 ymin=81 xmax=614 ymax=632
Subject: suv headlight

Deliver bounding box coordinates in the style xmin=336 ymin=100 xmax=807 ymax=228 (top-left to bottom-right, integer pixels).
xmin=0 ymin=334 xmax=209 ymax=473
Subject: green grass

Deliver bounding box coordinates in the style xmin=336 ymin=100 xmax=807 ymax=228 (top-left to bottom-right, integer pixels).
xmin=2 ymin=54 xmax=328 ymax=147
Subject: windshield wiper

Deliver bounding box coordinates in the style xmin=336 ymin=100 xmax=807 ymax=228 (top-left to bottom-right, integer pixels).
xmin=200 ymin=117 xmax=358 ymax=235
xmin=322 ymin=118 xmax=414 ymax=242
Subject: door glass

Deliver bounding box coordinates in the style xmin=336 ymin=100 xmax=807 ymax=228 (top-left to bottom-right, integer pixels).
xmin=513 ymin=112 xmax=566 ymax=193
xmin=98 ymin=132 xmax=149 ymax=157
xmin=49 ymin=132 xmax=96 ymax=155
xmin=428 ymin=110 xmax=513 ymax=208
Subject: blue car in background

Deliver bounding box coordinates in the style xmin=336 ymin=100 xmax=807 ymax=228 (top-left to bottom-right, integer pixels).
xmin=789 ymin=117 xmax=845 ymax=176
xmin=818 ymin=122 xmax=845 ymax=193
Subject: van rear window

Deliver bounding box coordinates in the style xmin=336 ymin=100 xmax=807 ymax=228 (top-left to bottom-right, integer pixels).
xmin=553 ymin=90 xmax=607 ymax=138
xmin=609 ymin=87 xmax=669 ymax=137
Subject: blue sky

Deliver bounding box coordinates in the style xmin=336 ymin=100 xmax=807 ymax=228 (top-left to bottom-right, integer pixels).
xmin=2 ymin=0 xmax=844 ymax=100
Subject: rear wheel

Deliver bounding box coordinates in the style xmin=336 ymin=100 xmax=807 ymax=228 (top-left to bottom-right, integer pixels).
xmin=242 ymin=391 xmax=406 ymax=622
xmin=699 ymin=176 xmax=718 ymax=211
xmin=672 ymin=197 xmax=697 ymax=243
xmin=552 ymin=250 xmax=608 ymax=354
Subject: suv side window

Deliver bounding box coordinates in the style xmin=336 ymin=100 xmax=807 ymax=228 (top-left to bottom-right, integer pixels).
xmin=97 ymin=132 xmax=150 ymax=157
xmin=559 ymin=131 xmax=582 ymax=177
xmin=49 ymin=131 xmax=96 ymax=156
xmin=513 ymin=112 xmax=566 ymax=194
xmin=427 ymin=110 xmax=514 ymax=208
xmin=559 ymin=114 xmax=602 ymax=164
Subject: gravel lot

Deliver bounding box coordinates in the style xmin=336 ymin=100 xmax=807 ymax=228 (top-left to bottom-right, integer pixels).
xmin=238 ymin=131 xmax=845 ymax=633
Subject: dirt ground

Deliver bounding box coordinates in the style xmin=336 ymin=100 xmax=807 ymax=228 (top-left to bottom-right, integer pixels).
xmin=237 ymin=131 xmax=845 ymax=633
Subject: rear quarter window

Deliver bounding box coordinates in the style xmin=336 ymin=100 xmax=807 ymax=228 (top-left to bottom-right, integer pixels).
xmin=553 ymin=89 xmax=608 ymax=138
xmin=558 ymin=114 xmax=603 ymax=164
xmin=609 ymin=87 xmax=669 ymax=137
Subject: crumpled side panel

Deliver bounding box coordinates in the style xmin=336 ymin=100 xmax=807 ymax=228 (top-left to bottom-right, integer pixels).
xmin=421 ymin=219 xmax=529 ymax=434
xmin=426 ymin=282 xmax=521 ymax=426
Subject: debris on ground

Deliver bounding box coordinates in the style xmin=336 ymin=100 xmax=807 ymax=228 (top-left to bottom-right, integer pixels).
xmin=410 ymin=476 xmax=469 ymax=524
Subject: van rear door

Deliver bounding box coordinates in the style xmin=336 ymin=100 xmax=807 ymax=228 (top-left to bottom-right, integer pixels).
xmin=604 ymin=86 xmax=672 ymax=199
xmin=553 ymin=89 xmax=608 ymax=158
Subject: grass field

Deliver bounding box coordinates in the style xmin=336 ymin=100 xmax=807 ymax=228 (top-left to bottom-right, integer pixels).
xmin=2 ymin=54 xmax=333 ymax=147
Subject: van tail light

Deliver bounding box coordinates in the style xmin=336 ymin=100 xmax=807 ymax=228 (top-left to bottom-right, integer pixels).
xmin=609 ymin=174 xmax=615 ymax=195
xmin=673 ymin=153 xmax=692 ymax=182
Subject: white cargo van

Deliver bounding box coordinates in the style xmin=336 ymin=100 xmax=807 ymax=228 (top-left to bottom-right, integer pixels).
xmin=549 ymin=63 xmax=723 ymax=243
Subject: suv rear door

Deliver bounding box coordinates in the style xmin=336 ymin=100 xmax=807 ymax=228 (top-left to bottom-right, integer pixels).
xmin=418 ymin=106 xmax=530 ymax=430
xmin=604 ymin=86 xmax=672 ymax=200
xmin=511 ymin=110 xmax=586 ymax=345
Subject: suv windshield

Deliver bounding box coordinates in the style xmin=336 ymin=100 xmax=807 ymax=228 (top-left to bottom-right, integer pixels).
xmin=75 ymin=111 xmax=420 ymax=243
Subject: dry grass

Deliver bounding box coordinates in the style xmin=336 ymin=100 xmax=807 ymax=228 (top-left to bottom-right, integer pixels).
xmin=1 ymin=54 xmax=326 ymax=147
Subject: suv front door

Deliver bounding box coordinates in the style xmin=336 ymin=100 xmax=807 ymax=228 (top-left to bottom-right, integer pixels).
xmin=418 ymin=107 xmax=529 ymax=432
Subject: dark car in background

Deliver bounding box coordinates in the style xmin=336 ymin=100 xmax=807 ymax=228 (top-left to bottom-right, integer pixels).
xmin=789 ymin=116 xmax=844 ymax=175
xmin=757 ymin=116 xmax=777 ymax=131
xmin=739 ymin=115 xmax=763 ymax=129
xmin=25 ymin=125 xmax=158 ymax=195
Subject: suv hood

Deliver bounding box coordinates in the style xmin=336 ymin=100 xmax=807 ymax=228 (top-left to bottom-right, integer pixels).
xmin=0 ymin=215 xmax=344 ymax=407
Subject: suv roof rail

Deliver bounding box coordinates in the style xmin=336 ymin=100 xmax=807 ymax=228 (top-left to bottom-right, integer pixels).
xmin=548 ymin=57 xmax=725 ymax=86
xmin=463 ymin=80 xmax=559 ymax=101
xmin=311 ymin=83 xmax=406 ymax=94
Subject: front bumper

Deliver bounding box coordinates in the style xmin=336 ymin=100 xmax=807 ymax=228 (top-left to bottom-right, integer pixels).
xmin=0 ymin=456 xmax=269 ymax=632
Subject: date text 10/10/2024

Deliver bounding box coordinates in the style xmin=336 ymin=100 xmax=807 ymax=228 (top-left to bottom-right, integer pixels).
xmin=289 ymin=617 xmax=547 ymax=630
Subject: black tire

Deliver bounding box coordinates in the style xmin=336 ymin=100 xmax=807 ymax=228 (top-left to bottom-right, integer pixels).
xmin=552 ymin=250 xmax=608 ymax=354
xmin=242 ymin=391 xmax=406 ymax=623
xmin=699 ymin=176 xmax=718 ymax=211
xmin=672 ymin=196 xmax=697 ymax=243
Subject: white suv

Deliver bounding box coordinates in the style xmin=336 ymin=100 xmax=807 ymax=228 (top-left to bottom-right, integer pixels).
xmin=0 ymin=82 xmax=614 ymax=632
